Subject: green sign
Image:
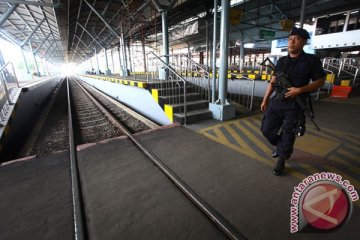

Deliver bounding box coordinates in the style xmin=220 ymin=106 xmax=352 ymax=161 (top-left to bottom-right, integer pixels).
xmin=260 ymin=30 xmax=275 ymax=40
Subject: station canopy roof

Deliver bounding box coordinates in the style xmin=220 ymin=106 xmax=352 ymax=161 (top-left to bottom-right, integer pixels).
xmin=0 ymin=0 xmax=359 ymax=64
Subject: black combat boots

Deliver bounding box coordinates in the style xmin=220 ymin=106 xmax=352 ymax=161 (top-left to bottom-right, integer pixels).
xmin=271 ymin=148 xmax=279 ymax=158
xmin=273 ymin=157 xmax=286 ymax=175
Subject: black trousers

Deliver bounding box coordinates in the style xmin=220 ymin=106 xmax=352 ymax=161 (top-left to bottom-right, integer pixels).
xmin=261 ymin=98 xmax=302 ymax=159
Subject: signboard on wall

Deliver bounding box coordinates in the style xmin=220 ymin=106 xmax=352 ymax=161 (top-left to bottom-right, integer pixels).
xmin=260 ymin=30 xmax=275 ymax=40
xmin=280 ymin=19 xmax=294 ymax=31
xmin=230 ymin=9 xmax=243 ymax=25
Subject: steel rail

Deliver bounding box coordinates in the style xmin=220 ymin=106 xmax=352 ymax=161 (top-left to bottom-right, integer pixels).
xmin=66 ymin=78 xmax=86 ymax=240
xmin=72 ymin=77 xmax=247 ymax=240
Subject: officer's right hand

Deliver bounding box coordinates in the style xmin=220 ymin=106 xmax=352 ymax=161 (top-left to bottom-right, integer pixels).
xmin=261 ymin=100 xmax=268 ymax=112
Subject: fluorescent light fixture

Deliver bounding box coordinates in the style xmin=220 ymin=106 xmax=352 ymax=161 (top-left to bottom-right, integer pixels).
xmin=244 ymin=43 xmax=254 ymax=48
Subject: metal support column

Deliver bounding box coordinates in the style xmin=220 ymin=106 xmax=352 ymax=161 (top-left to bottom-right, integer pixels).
xmin=205 ymin=18 xmax=209 ymax=70
xmin=218 ymin=0 xmax=230 ymax=104
xmin=95 ymin=47 xmax=100 ymax=74
xmin=142 ymin=39 xmax=147 ymax=72
xmin=110 ymin=48 xmax=115 ymax=73
xmin=239 ymin=39 xmax=244 ymax=71
xmin=209 ymin=0 xmax=235 ymax=121
xmin=299 ymin=0 xmax=306 ymax=28
xmin=90 ymin=57 xmax=93 ymax=72
xmin=117 ymin=45 xmax=123 ymax=76
xmin=41 ymin=58 xmax=46 ymax=76
xmin=160 ymin=10 xmax=169 ymax=80
xmin=104 ymin=48 xmax=110 ymax=75
xmin=20 ymin=46 xmax=30 ymax=74
xmin=211 ymin=0 xmax=218 ymax=103
xmin=127 ymin=42 xmax=133 ymax=73
xmin=120 ymin=24 xmax=129 ymax=76
xmin=29 ymin=40 xmax=40 ymax=76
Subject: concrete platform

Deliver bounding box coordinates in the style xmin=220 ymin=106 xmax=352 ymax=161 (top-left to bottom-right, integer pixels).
xmin=76 ymin=135 xmax=227 ymax=240
xmin=0 ymin=151 xmax=74 ymax=240
xmin=0 ymin=93 xmax=359 ymax=239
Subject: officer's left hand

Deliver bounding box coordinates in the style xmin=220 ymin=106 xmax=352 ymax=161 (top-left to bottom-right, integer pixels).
xmin=285 ymin=87 xmax=301 ymax=98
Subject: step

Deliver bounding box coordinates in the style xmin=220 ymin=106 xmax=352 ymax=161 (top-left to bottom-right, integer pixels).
xmin=156 ymin=86 xmax=195 ymax=96
xmin=147 ymin=80 xmax=185 ymax=89
xmin=330 ymin=91 xmax=350 ymax=98
xmin=170 ymin=100 xmax=209 ymax=113
xmin=159 ymin=92 xmax=201 ymax=104
xmin=330 ymin=85 xmax=352 ymax=98
xmin=173 ymin=108 xmax=212 ymax=124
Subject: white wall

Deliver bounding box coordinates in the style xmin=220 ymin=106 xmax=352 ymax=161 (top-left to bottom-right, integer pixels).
xmin=312 ymin=30 xmax=360 ymax=50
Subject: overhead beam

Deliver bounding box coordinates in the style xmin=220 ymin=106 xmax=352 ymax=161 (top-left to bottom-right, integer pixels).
xmin=34 ymin=32 xmax=51 ymax=54
xmin=74 ymin=35 xmax=95 ymax=53
xmin=0 ymin=4 xmax=18 ymax=27
xmin=21 ymin=17 xmax=45 ymax=47
xmin=83 ymin=0 xmax=120 ymax=38
xmin=0 ymin=0 xmax=61 ymax=8
xmin=0 ymin=29 xmax=20 ymax=46
xmin=42 ymin=42 xmax=55 ymax=58
xmin=76 ymin=22 xmax=103 ymax=47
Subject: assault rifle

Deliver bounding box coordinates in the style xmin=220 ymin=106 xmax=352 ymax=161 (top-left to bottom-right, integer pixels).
xmin=260 ymin=57 xmax=320 ymax=131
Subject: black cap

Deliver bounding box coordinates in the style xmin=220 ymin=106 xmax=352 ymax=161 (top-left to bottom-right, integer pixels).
xmin=289 ymin=27 xmax=310 ymax=39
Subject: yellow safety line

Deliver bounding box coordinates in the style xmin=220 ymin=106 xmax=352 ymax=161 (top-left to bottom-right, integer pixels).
xmin=305 ymin=127 xmax=340 ymax=142
xmin=337 ymin=148 xmax=360 ymax=162
xmin=240 ymin=120 xmax=273 ymax=155
xmin=328 ymin=154 xmax=355 ymax=168
xmin=202 ymin=128 xmax=273 ymax=167
xmin=209 ymin=128 xmax=234 ymax=147
xmin=282 ymin=162 xmax=309 ymax=179
xmin=344 ymin=144 xmax=360 ymax=153
xmin=232 ymin=121 xmax=272 ymax=158
xmin=315 ymin=127 xmax=360 ymax=146
xmin=199 ymin=116 xmax=360 ymax=195
xmin=327 ymin=154 xmax=360 ymax=175
xmin=222 ymin=124 xmax=259 ymax=159
xmin=296 ymin=163 xmax=323 ymax=175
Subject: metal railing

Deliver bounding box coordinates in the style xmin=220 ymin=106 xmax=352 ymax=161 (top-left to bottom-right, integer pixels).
xmin=146 ymin=52 xmax=256 ymax=119
xmin=0 ymin=62 xmax=20 ymax=123
xmin=316 ymin=69 xmax=334 ymax=100
xmin=322 ymin=57 xmax=360 ymax=86
xmin=147 ymin=52 xmax=187 ymax=124
xmin=340 ymin=59 xmax=359 ymax=86
xmin=322 ymin=57 xmax=341 ymax=71
xmin=169 ymin=53 xmax=211 ymax=102
xmin=180 ymin=53 xmax=211 ymax=101
xmin=227 ymin=77 xmax=255 ymax=111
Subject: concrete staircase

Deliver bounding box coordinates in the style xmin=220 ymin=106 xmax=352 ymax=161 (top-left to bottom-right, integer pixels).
xmin=148 ymin=81 xmax=211 ymax=124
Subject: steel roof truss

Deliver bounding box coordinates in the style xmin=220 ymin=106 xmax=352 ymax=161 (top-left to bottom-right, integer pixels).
xmin=21 ymin=17 xmax=45 ymax=46
xmin=83 ymin=0 xmax=120 ymax=38
xmin=76 ymin=21 xmax=104 ymax=47
xmin=34 ymin=32 xmax=51 ymax=54
xmin=0 ymin=0 xmax=61 ymax=8
xmin=0 ymin=4 xmax=18 ymax=27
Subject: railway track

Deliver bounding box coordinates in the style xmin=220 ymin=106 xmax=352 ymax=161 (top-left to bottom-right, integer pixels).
xmin=66 ymin=77 xmax=246 ymax=240
xmin=69 ymin=78 xmax=123 ymax=144
xmin=18 ymin=76 xmax=245 ymax=240
xmin=21 ymin=76 xmax=154 ymax=156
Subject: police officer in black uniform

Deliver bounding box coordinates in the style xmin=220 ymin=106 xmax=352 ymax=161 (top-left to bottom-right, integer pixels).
xmin=261 ymin=27 xmax=326 ymax=176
